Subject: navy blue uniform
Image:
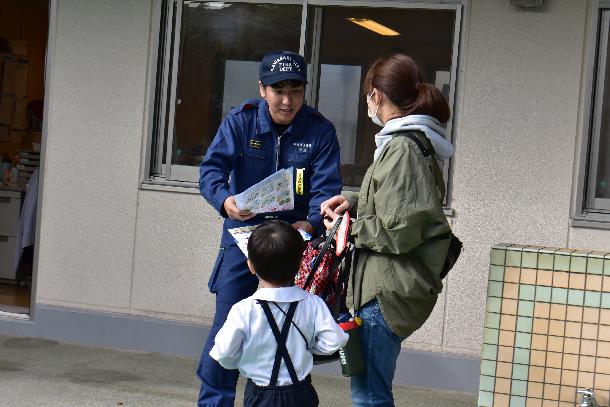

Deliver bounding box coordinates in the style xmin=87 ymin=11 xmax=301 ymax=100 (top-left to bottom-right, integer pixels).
xmin=197 ymin=98 xmax=342 ymax=407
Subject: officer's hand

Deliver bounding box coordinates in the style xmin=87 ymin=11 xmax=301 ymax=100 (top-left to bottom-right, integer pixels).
xmin=322 ymin=207 xmax=340 ymax=231
xmin=292 ymin=221 xmax=314 ymax=236
xmin=320 ymin=195 xmax=349 ymax=215
xmin=223 ymin=196 xmax=255 ymax=221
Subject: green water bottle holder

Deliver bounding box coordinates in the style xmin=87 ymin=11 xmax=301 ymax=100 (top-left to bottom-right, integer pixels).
xmin=338 ymin=324 xmax=366 ymax=377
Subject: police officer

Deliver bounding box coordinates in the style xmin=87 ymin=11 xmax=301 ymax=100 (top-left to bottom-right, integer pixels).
xmin=197 ymin=50 xmax=342 ymax=406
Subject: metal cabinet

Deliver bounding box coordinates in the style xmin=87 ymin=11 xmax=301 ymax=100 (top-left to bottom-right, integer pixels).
xmin=0 ymin=189 xmax=21 ymax=280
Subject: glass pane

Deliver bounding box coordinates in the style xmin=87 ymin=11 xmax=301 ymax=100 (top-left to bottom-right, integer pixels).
xmin=172 ymin=2 xmax=302 ymax=168
xmin=313 ymin=7 xmax=456 ymax=187
xmin=596 ymin=17 xmax=610 ymax=200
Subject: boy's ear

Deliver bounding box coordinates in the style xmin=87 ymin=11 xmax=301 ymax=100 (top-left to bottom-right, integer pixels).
xmin=258 ymin=81 xmax=266 ymax=98
xmin=247 ymin=259 xmax=256 ymax=275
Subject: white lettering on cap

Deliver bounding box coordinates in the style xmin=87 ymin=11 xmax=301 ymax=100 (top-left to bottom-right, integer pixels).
xmin=270 ymin=55 xmax=301 ymax=72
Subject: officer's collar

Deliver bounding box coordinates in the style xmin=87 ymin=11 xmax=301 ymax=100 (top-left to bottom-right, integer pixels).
xmin=257 ymin=99 xmax=307 ymax=138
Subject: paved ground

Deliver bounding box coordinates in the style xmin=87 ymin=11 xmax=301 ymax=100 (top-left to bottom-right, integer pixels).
xmin=0 ymin=335 xmax=477 ymax=406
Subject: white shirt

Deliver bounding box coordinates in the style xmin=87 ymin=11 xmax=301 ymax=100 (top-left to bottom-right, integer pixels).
xmin=209 ymin=286 xmax=349 ymax=386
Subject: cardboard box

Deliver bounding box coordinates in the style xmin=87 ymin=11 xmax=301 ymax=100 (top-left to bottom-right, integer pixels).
xmin=11 ymin=97 xmax=27 ymax=129
xmin=9 ymin=40 xmax=27 ymax=57
xmin=0 ymin=125 xmax=8 ymax=142
xmin=13 ymin=62 xmax=28 ymax=97
xmin=9 ymin=129 xmax=24 ymax=145
xmin=1 ymin=60 xmax=17 ymax=94
xmin=0 ymin=95 xmax=13 ymax=124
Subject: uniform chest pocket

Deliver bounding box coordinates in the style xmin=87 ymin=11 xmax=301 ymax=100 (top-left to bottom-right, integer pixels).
xmin=286 ymin=149 xmax=311 ymax=166
xmin=243 ymin=145 xmax=272 ymax=160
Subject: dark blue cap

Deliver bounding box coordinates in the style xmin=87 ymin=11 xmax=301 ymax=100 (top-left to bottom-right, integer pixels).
xmin=259 ymin=51 xmax=307 ymax=86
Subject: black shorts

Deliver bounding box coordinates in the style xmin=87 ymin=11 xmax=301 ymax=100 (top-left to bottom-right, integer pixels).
xmin=243 ymin=375 xmax=319 ymax=407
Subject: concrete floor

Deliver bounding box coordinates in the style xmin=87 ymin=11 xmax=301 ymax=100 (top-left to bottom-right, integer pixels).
xmin=0 ymin=335 xmax=477 ymax=406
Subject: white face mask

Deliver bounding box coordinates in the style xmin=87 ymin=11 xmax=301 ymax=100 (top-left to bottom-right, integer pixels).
xmin=367 ymin=91 xmax=384 ymax=127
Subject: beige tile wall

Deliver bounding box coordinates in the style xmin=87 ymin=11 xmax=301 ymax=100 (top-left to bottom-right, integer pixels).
xmin=478 ymin=245 xmax=610 ymax=407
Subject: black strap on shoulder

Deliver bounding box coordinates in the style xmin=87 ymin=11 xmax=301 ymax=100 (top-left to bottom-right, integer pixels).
xmin=258 ymin=300 xmax=299 ymax=386
xmin=397 ymin=131 xmax=446 ymax=201
xmin=402 ymin=132 xmax=431 ymax=157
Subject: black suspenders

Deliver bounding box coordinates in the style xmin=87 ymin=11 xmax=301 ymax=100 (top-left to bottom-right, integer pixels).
xmin=258 ymin=300 xmax=300 ymax=386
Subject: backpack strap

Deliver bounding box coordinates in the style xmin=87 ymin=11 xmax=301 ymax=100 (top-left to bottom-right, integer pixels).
xmin=258 ymin=300 xmax=300 ymax=386
xmin=399 ymin=131 xmax=446 ymax=203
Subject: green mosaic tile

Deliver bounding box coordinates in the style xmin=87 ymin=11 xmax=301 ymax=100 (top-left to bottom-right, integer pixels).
xmin=490 ymin=248 xmax=506 ymax=266
xmin=511 ymin=380 xmax=528 ymax=397
xmin=567 ymin=289 xmax=584 ymax=306
xmin=521 ymin=251 xmax=538 ymax=269
xmin=510 ymin=244 xmax=528 ymax=250
xmin=513 ymin=347 xmax=530 ymax=364
xmin=479 ymin=375 xmax=495 ymax=392
xmin=554 ymin=254 xmax=571 ymax=272
xmin=538 ymin=253 xmax=554 ymax=270
xmin=512 ymin=364 xmax=529 ymax=381
xmin=484 ymin=328 xmax=499 ymax=345
xmin=602 ymin=293 xmax=610 ymax=309
xmin=515 ymin=332 xmax=531 ymax=349
xmin=551 ymin=287 xmax=568 ymax=304
xmin=486 ymin=297 xmax=501 ymax=313
xmin=585 ymin=291 xmax=601 ymax=307
xmin=480 ymin=360 xmax=496 ymax=376
xmin=509 ymin=395 xmax=526 ymax=407
xmin=535 ymin=286 xmax=551 ymax=302
xmin=506 ymin=250 xmax=522 ymax=267
xmin=487 ymin=281 xmax=503 ymax=298
xmin=605 ymin=259 xmax=610 ymax=276
xmin=519 ymin=285 xmax=535 ymax=301
xmin=516 ymin=316 xmax=533 ymax=333
xmin=571 ymin=255 xmax=587 ymax=273
xmin=517 ymin=300 xmax=534 ymax=317
xmin=485 ymin=312 xmax=501 ymax=329
xmin=587 ymin=257 xmax=604 ymax=275
xmin=478 ymin=391 xmax=493 ymax=407
xmin=489 ymin=265 xmax=504 ymax=282
xmin=481 ymin=344 xmax=498 ymax=361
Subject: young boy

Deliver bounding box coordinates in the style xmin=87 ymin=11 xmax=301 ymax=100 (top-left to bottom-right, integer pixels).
xmin=209 ymin=220 xmax=348 ymax=407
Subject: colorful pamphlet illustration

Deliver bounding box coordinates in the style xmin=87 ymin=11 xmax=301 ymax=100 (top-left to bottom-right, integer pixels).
xmin=228 ymin=225 xmax=259 ymax=258
xmin=234 ymin=167 xmax=294 ymax=213
xmin=228 ymin=224 xmax=311 ymax=258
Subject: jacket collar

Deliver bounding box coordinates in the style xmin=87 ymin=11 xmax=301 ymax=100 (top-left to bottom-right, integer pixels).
xmin=251 ymin=285 xmax=308 ymax=302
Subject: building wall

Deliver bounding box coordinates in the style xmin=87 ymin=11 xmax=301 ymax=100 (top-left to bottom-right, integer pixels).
xmin=32 ymin=0 xmax=610 ymax=363
xmin=442 ymin=0 xmax=609 ymax=356
xmin=36 ymin=0 xmax=151 ymax=311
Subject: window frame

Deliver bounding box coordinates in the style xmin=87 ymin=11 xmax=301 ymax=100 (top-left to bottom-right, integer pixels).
xmin=574 ymin=1 xmax=610 ymax=228
xmin=142 ymin=0 xmax=463 ymax=212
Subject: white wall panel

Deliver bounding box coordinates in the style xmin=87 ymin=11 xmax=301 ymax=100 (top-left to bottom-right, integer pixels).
xmin=36 ymin=0 xmax=152 ymax=308
xmin=131 ymin=191 xmax=221 ymax=324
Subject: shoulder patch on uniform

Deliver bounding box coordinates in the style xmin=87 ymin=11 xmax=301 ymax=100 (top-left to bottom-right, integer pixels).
xmin=243 ymin=103 xmax=255 ymax=110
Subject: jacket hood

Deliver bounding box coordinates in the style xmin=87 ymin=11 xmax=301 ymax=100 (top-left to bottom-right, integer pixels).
xmin=378 ymin=115 xmax=454 ymax=160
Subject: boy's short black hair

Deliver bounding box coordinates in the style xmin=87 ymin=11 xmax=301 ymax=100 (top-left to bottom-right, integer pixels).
xmin=247 ymin=220 xmax=306 ymax=285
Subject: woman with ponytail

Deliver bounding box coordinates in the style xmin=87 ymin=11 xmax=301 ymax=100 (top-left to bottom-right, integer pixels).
xmin=321 ymin=53 xmax=454 ymax=406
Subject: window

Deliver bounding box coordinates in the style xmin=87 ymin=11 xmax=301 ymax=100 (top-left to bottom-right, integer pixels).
xmin=579 ymin=5 xmax=610 ymax=224
xmin=148 ymin=0 xmax=461 ymax=206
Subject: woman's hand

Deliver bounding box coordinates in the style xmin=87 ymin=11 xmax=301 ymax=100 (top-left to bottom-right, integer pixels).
xmin=322 ymin=206 xmax=341 ymax=231
xmin=320 ymin=195 xmax=349 ymax=216
xmin=223 ymin=196 xmax=255 ymax=221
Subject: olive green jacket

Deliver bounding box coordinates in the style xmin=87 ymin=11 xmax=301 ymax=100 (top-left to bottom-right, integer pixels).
xmin=346 ymin=131 xmax=451 ymax=338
